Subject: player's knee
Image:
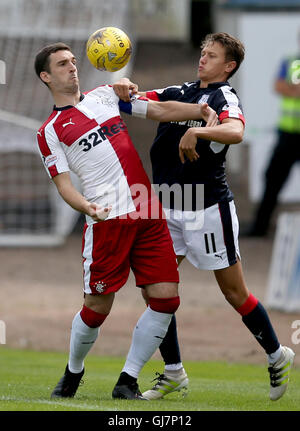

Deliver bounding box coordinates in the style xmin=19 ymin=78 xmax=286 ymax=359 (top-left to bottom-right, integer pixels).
xmin=80 ymin=304 xmax=109 ymax=328
xmin=222 ymin=288 xmax=249 ymax=309
xmin=149 ymin=296 xmax=180 ymax=314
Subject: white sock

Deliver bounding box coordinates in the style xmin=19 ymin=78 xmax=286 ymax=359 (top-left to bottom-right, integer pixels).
xmin=268 ymin=345 xmax=282 ymax=365
xmin=165 ymin=363 xmax=184 ymax=372
xmin=68 ymin=311 xmax=100 ymax=373
xmin=122 ymin=307 xmax=172 ymax=378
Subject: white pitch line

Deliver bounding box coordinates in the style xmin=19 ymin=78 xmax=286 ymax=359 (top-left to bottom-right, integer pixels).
xmin=0 ymin=395 xmax=112 ymax=411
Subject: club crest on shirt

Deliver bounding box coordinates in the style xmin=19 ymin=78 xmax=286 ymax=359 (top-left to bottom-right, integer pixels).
xmin=97 ymin=95 xmax=115 ymax=108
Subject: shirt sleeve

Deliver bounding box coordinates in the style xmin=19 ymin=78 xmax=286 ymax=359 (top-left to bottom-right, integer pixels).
xmin=213 ymin=86 xmax=245 ymax=126
xmin=145 ymin=85 xmax=184 ymax=101
xmin=37 ymin=125 xmax=70 ymax=178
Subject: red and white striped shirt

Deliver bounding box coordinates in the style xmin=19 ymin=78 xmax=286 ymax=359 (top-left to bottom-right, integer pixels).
xmin=37 ymin=85 xmax=155 ymax=222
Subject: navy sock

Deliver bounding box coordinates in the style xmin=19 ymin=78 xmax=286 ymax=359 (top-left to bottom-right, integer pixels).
xmin=159 ymin=314 xmax=181 ymax=365
xmin=242 ymin=302 xmax=280 ymax=354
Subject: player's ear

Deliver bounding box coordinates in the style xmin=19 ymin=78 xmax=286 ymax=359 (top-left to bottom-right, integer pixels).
xmin=225 ymin=60 xmax=236 ymax=75
xmin=40 ymin=71 xmax=51 ymax=85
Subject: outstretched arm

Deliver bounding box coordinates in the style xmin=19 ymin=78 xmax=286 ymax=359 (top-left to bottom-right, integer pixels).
xmin=114 ymin=78 xmax=218 ymax=126
xmin=53 ymin=172 xmax=112 ymax=222
xmin=146 ymin=100 xmax=218 ymax=125
xmin=179 ymin=118 xmax=244 ymax=163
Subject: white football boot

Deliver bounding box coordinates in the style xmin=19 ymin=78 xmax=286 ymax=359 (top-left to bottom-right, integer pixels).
xmin=142 ymin=368 xmax=188 ymax=400
xmin=268 ymin=346 xmax=295 ymax=401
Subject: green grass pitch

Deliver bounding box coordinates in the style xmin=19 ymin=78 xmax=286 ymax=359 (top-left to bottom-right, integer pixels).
xmin=0 ymin=347 xmax=299 ymax=411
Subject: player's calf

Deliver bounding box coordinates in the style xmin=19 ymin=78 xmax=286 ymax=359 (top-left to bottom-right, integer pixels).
xmin=51 ymin=305 xmax=108 ymax=399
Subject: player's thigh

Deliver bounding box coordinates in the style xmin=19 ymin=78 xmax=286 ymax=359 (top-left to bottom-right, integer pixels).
xmin=130 ymin=218 xmax=179 ymax=288
xmin=184 ymin=201 xmax=240 ymax=270
xmin=84 ymin=292 xmax=115 ymax=315
xmin=82 ymin=220 xmax=136 ymax=295
xmin=165 ymin=209 xmax=188 ymax=257
xmin=145 ymin=282 xmax=178 ymax=299
xmin=141 ymin=251 xmax=184 ymax=307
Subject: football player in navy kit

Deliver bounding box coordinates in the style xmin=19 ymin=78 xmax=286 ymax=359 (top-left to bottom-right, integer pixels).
xmin=113 ymin=32 xmax=295 ymax=402
xmin=34 ymin=42 xmax=218 ymax=401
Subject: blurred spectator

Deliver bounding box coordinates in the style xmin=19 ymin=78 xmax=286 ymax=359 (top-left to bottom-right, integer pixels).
xmin=248 ymin=31 xmax=300 ymax=237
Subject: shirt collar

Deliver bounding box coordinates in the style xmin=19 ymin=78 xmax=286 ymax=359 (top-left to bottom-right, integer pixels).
xmin=53 ymin=93 xmax=85 ymax=111
xmin=196 ymin=80 xmax=230 ymax=89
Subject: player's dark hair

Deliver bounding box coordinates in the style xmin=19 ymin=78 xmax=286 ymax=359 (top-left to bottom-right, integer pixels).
xmin=34 ymin=42 xmax=72 ymax=86
xmin=201 ymin=32 xmax=245 ymax=79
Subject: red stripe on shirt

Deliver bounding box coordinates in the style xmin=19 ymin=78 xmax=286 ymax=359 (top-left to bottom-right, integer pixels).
xmin=100 ymin=115 xmax=160 ymax=216
xmin=37 ymin=111 xmax=58 ymax=157
xmin=145 ymin=91 xmax=160 ymax=101
xmin=53 ymin=109 xmax=98 ymax=146
xmin=219 ymin=111 xmax=245 ymax=125
xmin=37 ymin=111 xmax=59 ymax=177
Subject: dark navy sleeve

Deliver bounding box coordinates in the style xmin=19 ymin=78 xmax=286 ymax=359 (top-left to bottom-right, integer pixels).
xmin=210 ymin=86 xmax=245 ymax=125
xmin=146 ymin=85 xmax=184 ymax=102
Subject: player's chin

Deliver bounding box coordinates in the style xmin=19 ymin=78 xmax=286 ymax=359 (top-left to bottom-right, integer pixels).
xmin=197 ymin=70 xmax=204 ymax=79
xmin=68 ymin=82 xmax=79 ymax=93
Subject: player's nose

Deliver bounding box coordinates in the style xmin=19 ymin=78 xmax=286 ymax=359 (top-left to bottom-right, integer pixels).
xmin=69 ymin=62 xmax=77 ymax=72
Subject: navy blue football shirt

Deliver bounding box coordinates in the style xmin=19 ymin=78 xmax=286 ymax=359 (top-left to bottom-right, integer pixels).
xmin=146 ymin=80 xmax=245 ymax=210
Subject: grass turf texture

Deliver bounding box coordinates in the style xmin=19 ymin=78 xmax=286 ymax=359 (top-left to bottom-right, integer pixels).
xmin=0 ymin=347 xmax=299 ymax=411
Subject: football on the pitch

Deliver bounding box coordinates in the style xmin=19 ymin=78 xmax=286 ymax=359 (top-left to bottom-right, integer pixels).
xmin=86 ymin=27 xmax=132 ymax=72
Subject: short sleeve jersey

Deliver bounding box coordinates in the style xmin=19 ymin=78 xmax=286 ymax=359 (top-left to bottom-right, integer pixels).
xmin=146 ymin=80 xmax=245 ymax=209
xmin=37 ymin=85 xmax=155 ymax=222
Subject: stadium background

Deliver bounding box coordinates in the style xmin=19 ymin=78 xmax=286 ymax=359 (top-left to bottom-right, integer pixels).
xmin=0 ymin=0 xmax=300 ymax=367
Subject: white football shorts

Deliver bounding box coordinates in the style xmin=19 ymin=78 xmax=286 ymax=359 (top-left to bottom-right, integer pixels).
xmin=164 ymin=200 xmax=240 ymax=270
